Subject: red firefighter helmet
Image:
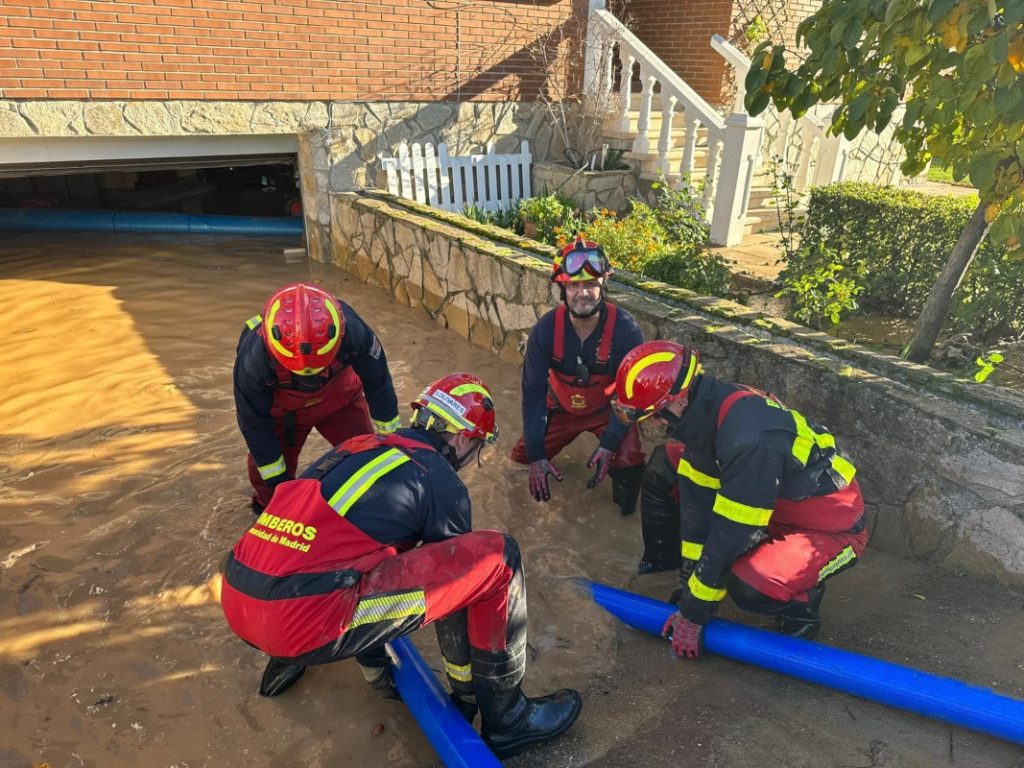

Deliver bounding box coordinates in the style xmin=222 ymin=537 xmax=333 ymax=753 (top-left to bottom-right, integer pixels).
xmin=552 ymin=236 xmax=611 ymax=283
xmin=262 ymin=282 xmax=344 ymax=375
xmin=611 ymin=341 xmax=701 ymax=422
xmin=411 ymin=373 xmax=498 ymax=443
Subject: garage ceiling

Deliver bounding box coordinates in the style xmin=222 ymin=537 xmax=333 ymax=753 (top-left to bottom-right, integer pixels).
xmin=0 ymin=134 xmax=299 ymax=178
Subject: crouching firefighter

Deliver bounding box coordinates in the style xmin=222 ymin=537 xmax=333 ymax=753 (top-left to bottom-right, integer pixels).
xmin=220 ymin=372 xmax=582 ymax=759
xmin=611 ymin=341 xmax=869 ymax=657
xmin=233 ymin=281 xmax=401 ymax=514
xmin=510 ymin=236 xmax=645 ymax=514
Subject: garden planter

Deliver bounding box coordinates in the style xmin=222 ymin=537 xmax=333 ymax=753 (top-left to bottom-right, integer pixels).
xmin=532 ymin=161 xmax=636 ymax=214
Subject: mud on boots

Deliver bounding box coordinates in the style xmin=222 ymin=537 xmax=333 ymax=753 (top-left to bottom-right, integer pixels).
xmin=471 ymin=647 xmax=583 ymax=759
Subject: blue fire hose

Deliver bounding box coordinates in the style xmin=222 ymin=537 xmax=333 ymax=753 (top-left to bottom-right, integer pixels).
xmin=0 ymin=207 xmax=303 ymax=236
xmin=388 ymin=636 xmax=502 ymax=768
xmin=587 ymin=580 xmax=1024 ymax=745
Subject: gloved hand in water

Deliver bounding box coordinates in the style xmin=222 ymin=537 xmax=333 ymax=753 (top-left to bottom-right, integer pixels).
xmin=586 ymin=447 xmax=614 ymax=489
xmin=662 ymin=611 xmax=703 ymax=659
xmin=528 ymin=459 xmax=562 ymax=502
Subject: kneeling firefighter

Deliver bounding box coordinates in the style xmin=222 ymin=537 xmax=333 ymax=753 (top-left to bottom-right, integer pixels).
xmin=611 ymin=341 xmax=869 ymax=657
xmin=510 ymin=236 xmax=646 ymax=514
xmin=220 ymin=372 xmax=582 ymax=759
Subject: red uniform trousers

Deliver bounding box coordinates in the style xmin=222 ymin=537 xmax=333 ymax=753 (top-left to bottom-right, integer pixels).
xmin=247 ymin=366 xmax=373 ymax=507
xmin=728 ymin=481 xmax=869 ymax=604
xmin=235 ymin=529 xmax=528 ymax=691
xmin=509 ymin=407 xmax=645 ymax=467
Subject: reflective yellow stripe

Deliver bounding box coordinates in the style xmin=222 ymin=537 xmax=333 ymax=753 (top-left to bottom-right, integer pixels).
xmin=819 ymin=545 xmax=857 ymax=580
xmin=681 ymin=541 xmax=704 ymax=560
xmin=350 ymin=590 xmax=426 ymax=628
xmin=676 ymin=458 xmax=721 ymax=489
xmin=815 ymin=432 xmax=836 ymax=451
xmin=790 ymin=410 xmax=815 ymax=465
xmin=444 ymin=658 xmax=473 ymax=683
xmin=679 ymin=353 xmax=699 ymax=391
xmin=317 ymin=299 xmax=342 ymax=357
xmin=450 ymin=382 xmax=491 ymax=399
xmin=688 ymin=572 xmax=727 ymax=602
xmin=327 ymin=449 xmax=410 ymax=516
xmin=624 ymin=351 xmax=676 ymax=399
xmin=373 ymin=416 xmax=402 ymax=435
xmin=256 ymin=455 xmax=287 ymax=480
xmin=713 ymin=494 xmax=773 ymax=526
xmin=830 ymin=454 xmax=857 ymax=484
xmin=264 ymin=299 xmax=294 ymax=361
xmin=246 ymin=314 xmax=263 ymax=330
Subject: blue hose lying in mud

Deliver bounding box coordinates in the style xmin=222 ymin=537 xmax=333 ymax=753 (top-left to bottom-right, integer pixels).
xmin=388 ymin=636 xmax=502 ymax=768
xmin=587 ymin=580 xmax=1024 ymax=745
xmin=0 ymin=207 xmax=303 ymax=236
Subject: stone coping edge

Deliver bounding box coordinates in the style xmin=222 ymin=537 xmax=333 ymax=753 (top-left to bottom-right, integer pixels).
xmin=352 ymin=188 xmax=1024 ymax=424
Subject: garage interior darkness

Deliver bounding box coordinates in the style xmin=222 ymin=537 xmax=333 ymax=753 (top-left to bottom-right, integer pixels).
xmin=0 ymin=155 xmax=302 ymax=219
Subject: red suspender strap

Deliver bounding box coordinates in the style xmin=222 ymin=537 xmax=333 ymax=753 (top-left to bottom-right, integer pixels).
xmin=596 ymin=303 xmax=617 ymax=367
xmin=717 ymin=387 xmax=760 ymax=429
xmin=552 ymin=305 xmax=566 ymax=365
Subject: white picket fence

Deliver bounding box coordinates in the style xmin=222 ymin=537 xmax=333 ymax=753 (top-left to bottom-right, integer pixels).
xmin=381 ymin=141 xmax=532 ymax=213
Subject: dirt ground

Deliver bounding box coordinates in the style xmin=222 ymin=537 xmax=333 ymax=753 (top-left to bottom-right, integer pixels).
xmin=1 ymin=232 xmax=1022 ymax=768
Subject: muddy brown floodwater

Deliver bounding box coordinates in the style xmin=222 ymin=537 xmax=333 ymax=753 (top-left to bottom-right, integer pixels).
xmin=1 ymin=232 xmax=1023 ymax=768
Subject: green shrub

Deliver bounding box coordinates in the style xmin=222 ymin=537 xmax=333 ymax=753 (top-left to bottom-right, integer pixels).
xmin=519 ymin=193 xmax=579 ymax=244
xmin=463 ymin=202 xmax=523 ymax=233
xmin=789 ymin=183 xmax=1023 ymax=342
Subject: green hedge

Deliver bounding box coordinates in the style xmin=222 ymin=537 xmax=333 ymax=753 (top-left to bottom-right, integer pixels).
xmin=791 ymin=183 xmax=1023 ymax=342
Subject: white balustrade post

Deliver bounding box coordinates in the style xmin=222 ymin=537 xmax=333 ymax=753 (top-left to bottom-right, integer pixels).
xmin=657 ymin=95 xmax=677 ymax=176
xmin=710 ymin=111 xmax=764 ymax=246
xmin=813 ymin=132 xmax=851 ymax=187
xmin=614 ymin=52 xmax=636 ymax=132
xmin=583 ymin=0 xmax=608 ymax=99
xmin=632 ymin=71 xmax=655 ymax=155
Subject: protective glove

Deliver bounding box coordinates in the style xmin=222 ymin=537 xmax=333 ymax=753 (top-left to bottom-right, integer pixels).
xmin=528 ymin=459 xmax=562 ymax=502
xmin=586 ymin=446 xmax=614 ymax=489
xmin=374 ymin=416 xmax=402 ymax=435
xmin=662 ymin=610 xmax=703 ymax=659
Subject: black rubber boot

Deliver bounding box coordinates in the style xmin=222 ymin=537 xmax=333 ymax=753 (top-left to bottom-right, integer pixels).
xmin=475 ymin=680 xmax=583 ymax=759
xmin=777 ymin=583 xmax=826 ymax=640
xmin=609 ymin=465 xmax=645 ymax=517
xmin=250 ymin=496 xmax=264 ymax=515
xmin=258 ymin=658 xmax=306 ymax=697
xmin=358 ymin=661 xmax=401 ymax=701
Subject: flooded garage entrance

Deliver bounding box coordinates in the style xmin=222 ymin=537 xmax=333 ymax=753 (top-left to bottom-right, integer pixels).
xmin=1 ymin=232 xmax=1021 ymax=767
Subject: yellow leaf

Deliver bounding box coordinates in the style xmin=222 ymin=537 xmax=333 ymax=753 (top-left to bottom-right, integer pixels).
xmin=984 ymin=203 xmax=1001 ymax=223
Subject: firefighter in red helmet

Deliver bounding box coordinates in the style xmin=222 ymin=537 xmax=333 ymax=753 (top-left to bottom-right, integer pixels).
xmin=221 ymin=373 xmax=582 ymax=759
xmin=611 ymin=341 xmax=868 ymax=657
xmin=510 ymin=236 xmax=646 ymax=515
xmin=233 ymin=282 xmax=400 ymax=513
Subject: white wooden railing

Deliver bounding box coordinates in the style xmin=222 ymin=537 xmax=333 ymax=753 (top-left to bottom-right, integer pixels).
xmin=381 ymin=141 xmax=532 ymax=213
xmin=586 ymin=9 xmax=763 ymax=246
xmin=710 ymin=34 xmax=908 ymax=192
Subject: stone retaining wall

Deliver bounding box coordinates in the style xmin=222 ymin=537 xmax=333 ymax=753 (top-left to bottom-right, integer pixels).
xmin=326 ymin=189 xmax=1024 ymax=587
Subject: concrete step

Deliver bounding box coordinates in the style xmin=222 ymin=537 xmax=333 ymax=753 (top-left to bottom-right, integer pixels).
xmin=741 ymin=205 xmax=806 ymax=236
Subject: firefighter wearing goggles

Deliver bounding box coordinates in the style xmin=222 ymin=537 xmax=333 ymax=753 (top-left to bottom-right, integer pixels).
xmin=233 ymin=282 xmax=401 ymax=514
xmin=221 ymin=372 xmax=582 ymax=759
xmin=510 ymin=237 xmax=646 ymax=515
xmin=612 ymin=341 xmax=868 ymax=659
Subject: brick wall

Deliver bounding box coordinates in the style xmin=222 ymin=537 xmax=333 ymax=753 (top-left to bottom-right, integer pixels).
xmin=617 ymin=0 xmax=733 ymax=105
xmin=0 ymin=0 xmax=584 ymax=101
